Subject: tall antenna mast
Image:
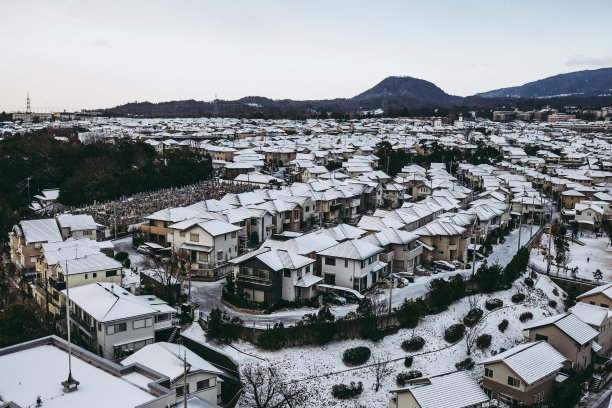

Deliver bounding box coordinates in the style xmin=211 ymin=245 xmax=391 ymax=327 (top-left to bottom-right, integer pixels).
xmin=26 ymin=92 xmax=32 ymax=123
xmin=62 ymin=259 xmax=79 ymax=393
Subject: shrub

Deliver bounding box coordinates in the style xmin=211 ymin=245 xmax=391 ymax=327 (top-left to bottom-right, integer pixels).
xmin=444 ymin=324 xmax=466 ymax=343
xmin=552 ymin=288 xmax=559 ymax=296
xmin=332 ymin=381 xmax=363 ymax=399
xmin=524 ymin=277 xmax=534 ymax=287
xmin=476 ymin=334 xmax=492 ymax=349
xmin=114 ymin=251 xmax=130 ymax=267
xmin=511 ymin=293 xmax=526 ymax=303
xmin=455 ymin=357 xmax=475 ymax=371
xmin=396 ymin=371 xmax=423 ymax=387
xmin=498 ymin=319 xmax=509 ymax=333
xmin=549 ymin=300 xmax=557 ymax=308
xmin=519 ymin=312 xmax=533 ymax=322
xmin=396 ymin=299 xmax=426 ymax=328
xmin=257 ymin=323 xmax=286 ymax=350
xmin=404 ymin=356 xmax=413 ymax=368
xmin=342 ymin=346 xmax=371 ymax=366
xmin=401 ymin=336 xmax=425 ymax=352
xmin=485 ymin=298 xmax=503 ymax=311
xmin=427 ymin=305 xmax=447 ymax=315
xmin=463 ymin=308 xmax=484 ymax=327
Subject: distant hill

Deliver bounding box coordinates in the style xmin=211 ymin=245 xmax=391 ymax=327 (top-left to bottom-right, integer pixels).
xmin=102 ymin=69 xmax=612 ymax=118
xmin=475 ymin=68 xmax=612 ymax=98
xmin=353 ymin=76 xmax=459 ymax=104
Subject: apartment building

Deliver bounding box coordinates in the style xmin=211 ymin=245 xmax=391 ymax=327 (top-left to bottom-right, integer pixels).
xmin=9 ymin=218 xmax=63 ymax=273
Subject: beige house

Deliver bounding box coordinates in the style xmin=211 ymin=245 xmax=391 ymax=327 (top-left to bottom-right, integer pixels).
xmin=9 ymin=218 xmax=63 ymax=273
xmin=479 ymin=341 xmax=568 ymax=406
xmin=122 ymin=342 xmax=222 ymax=406
xmin=524 ymin=312 xmax=600 ymax=370
xmin=571 ymin=302 xmax=612 ymax=355
xmin=577 ymin=283 xmax=612 ymax=309
xmin=56 ymin=213 xmax=101 ymax=240
xmin=389 ymin=370 xmax=488 ymax=408
xmin=413 ymin=220 xmax=469 ymax=262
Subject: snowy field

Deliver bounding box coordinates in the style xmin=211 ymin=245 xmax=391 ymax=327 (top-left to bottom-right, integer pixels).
xmin=185 ymin=275 xmax=565 ymax=408
xmin=530 ymin=233 xmax=612 ymax=281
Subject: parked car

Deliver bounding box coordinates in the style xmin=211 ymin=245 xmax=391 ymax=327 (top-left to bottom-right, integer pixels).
xmin=323 ymin=292 xmax=346 ymax=305
xmin=343 ymin=292 xmax=360 ymax=303
xmin=433 ymin=260 xmax=456 ymax=271
xmin=137 ymin=245 xmax=152 ymax=255
xmin=398 ymin=272 xmax=415 ymax=282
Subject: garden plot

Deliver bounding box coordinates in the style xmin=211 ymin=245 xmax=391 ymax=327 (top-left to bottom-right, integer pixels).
xmin=194 ymin=274 xmax=565 ymax=408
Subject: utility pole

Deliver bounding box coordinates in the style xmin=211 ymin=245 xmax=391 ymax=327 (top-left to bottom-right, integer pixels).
xmin=183 ymin=350 xmax=188 ymax=408
xmin=471 ymin=230 xmax=479 ymax=278
xmin=518 ymin=189 xmax=524 ymax=251
xmin=388 ymin=273 xmax=393 ymax=315
xmin=26 ymin=177 xmax=31 ymax=204
xmin=113 ymin=202 xmax=117 ymax=240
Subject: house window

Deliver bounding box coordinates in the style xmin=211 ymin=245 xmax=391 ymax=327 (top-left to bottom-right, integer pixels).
xmin=133 ymin=318 xmax=153 ymax=329
xmin=258 ymin=269 xmax=269 ymax=279
xmin=180 ymin=231 xmax=186 ymax=237
xmin=602 ymin=304 xmax=610 ymax=308
xmin=361 ymin=260 xmax=366 ymax=268
xmin=83 ymin=230 xmax=92 ymax=236
xmin=190 ymin=233 xmax=199 ymax=242
xmin=344 ymin=259 xmax=348 ymax=268
xmin=324 ymin=274 xmax=335 ymax=285
xmin=485 ymin=368 xmax=493 ymax=378
xmin=176 ymin=384 xmax=189 ymax=397
xmin=438 ymin=250 xmax=444 ymax=255
xmin=231 ymin=231 xmax=237 ymax=238
xmin=507 ymin=376 xmax=520 ymax=388
xmin=106 ymin=270 xmax=118 ymax=277
xmin=306 ymin=265 xmax=311 ymax=273
xmin=158 ymin=235 xmax=165 ymax=244
xmin=197 ymin=379 xmax=211 ymax=390
xmin=284 ymin=270 xmax=291 ymax=278
xmin=93 ymin=272 xmax=97 ymax=278
xmin=149 ymin=220 xmax=156 ymax=227
xmin=224 ymin=234 xmax=227 ymax=241
xmin=85 ymin=274 xmax=88 ymax=279
xmin=306 ymin=206 xmax=310 ymax=212
xmin=251 ymin=219 xmax=257 ymax=226
xmin=242 ymin=267 xmax=253 ymax=276
xmin=535 ymin=333 xmax=548 ymax=342
xmin=163 ymin=221 xmax=170 ymax=228
xmin=325 ymin=257 xmax=336 ymax=266
xmin=217 ymin=251 xmax=223 ymax=261
xmin=106 ymin=322 xmax=127 ymax=335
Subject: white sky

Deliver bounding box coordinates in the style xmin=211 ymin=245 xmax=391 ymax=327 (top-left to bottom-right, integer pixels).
xmin=2 ymin=0 xmax=611 ymax=112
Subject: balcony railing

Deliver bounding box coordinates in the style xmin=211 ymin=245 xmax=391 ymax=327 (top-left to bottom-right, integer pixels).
xmin=409 ymin=245 xmax=423 ymax=259
xmin=380 ymin=251 xmax=394 ymax=263
xmin=330 ymin=204 xmax=342 ymax=212
xmin=70 ymin=312 xmax=97 ymax=336
xmin=237 ymin=273 xmax=271 ymax=285
xmin=49 ymin=277 xmax=66 ymax=291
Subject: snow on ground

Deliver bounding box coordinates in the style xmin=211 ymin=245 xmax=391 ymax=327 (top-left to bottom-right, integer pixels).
xmin=530 ymin=233 xmax=612 ymax=281
xmin=186 ymin=274 xmax=565 ymax=408
xmin=113 ymin=236 xmax=151 ymax=269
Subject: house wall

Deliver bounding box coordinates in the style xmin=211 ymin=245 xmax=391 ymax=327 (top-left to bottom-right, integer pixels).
xmin=482 ymin=362 xmax=557 ymax=405
xmin=528 ymin=325 xmax=592 ymax=369
xmin=98 ymin=315 xmax=156 ymax=360
xmin=320 ymin=254 xmax=381 ymax=292
xmin=395 ymin=391 xmax=421 ymax=408
xmin=579 ymin=294 xmax=612 ymax=309
xmin=173 ymin=371 xmax=220 ymax=406
xmin=141 ymin=220 xmax=172 ymax=244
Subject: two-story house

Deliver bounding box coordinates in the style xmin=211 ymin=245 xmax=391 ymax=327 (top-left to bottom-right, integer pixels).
xmin=524 ymin=312 xmax=600 ymax=370
xmin=230 ymin=247 xmax=319 ymax=306
xmin=122 ymin=342 xmax=222 ymax=406
xmin=361 ymin=227 xmax=422 ymax=273
xmin=56 ymin=213 xmax=101 ymax=241
xmin=65 ymin=282 xmax=175 ymax=360
xmin=317 ymin=239 xmax=385 ymax=292
xmin=413 ymin=220 xmax=469 ymax=262
xmin=478 ymin=341 xmax=568 ymax=406
xmin=389 ymin=370 xmax=488 ymax=408
xmin=570 ymin=302 xmax=612 ymax=355
xmin=576 ymin=283 xmax=612 ymax=309
xmin=8 ymin=218 xmax=63 ymax=273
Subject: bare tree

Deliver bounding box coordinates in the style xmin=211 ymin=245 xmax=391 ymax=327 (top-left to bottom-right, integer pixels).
xmin=371 ymin=356 xmax=394 ymax=392
xmin=141 ymin=254 xmax=185 ymax=304
xmin=465 ymin=321 xmax=485 ymax=356
xmin=241 ymin=364 xmax=307 ymax=408
xmin=466 ymin=295 xmax=480 ymax=312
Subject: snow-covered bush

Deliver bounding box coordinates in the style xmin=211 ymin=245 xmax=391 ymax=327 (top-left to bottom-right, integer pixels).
xmin=463 ymin=308 xmax=484 ymax=327
xmin=548 ymin=300 xmax=557 ymax=308
xmin=511 ymin=293 xmax=526 ymax=303
xmin=342 ymin=346 xmax=371 ymax=366
xmin=401 ymin=336 xmax=425 ymax=352
xmin=519 ymin=312 xmax=533 ymax=322
xmin=498 ymin=319 xmax=509 ymax=332
xmin=404 ymin=356 xmax=413 ymax=368
xmin=444 ymin=323 xmax=466 ymax=343
xmin=396 ymin=370 xmax=422 ymax=386
xmin=331 ymin=381 xmax=363 ymax=399
xmin=524 ymin=277 xmax=534 ymax=287
xmin=476 ymin=333 xmax=492 ymax=349
xmin=485 ymin=298 xmax=503 ymax=310
xmin=455 ymin=357 xmax=474 ymax=371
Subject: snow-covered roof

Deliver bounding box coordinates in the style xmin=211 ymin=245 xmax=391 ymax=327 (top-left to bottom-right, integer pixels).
xmin=393 ymin=370 xmax=488 ymax=408
xmin=230 ymin=247 xmax=314 ymax=271
xmin=570 ymin=302 xmax=612 ymax=327
xmin=58 ymin=253 xmax=122 ymax=275
xmin=478 ymin=341 xmax=566 ymax=385
xmin=524 ymin=312 xmax=598 ymax=345
xmin=19 ymin=218 xmax=63 ymax=244
xmin=63 ymin=282 xmax=172 ymax=323
xmin=317 ymin=239 xmax=383 ymax=260
xmin=121 ymin=342 xmax=221 ymax=384
xmin=56 ymin=213 xmax=100 ymax=231
xmin=577 ymin=283 xmax=612 ymax=302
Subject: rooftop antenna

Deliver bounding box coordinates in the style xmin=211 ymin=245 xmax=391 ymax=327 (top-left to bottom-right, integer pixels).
xmin=26 ymin=92 xmax=32 ymax=123
xmin=62 ymin=259 xmax=79 ymax=393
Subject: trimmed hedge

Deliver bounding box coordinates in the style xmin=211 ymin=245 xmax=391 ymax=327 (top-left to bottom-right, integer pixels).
xmin=549 ymin=300 xmax=557 ymax=308
xmin=519 ymin=312 xmax=533 ymax=322
xmin=332 ymin=381 xmax=363 ymax=399
xmin=401 ymin=336 xmax=426 ymax=352
xmin=498 ymin=319 xmax=509 ymax=333
xmin=463 ymin=308 xmax=484 ymax=327
xmin=342 ymin=346 xmax=371 ymax=366
xmin=511 ymin=293 xmax=526 ymax=303
xmin=396 ymin=371 xmax=423 ymax=387
xmin=524 ymin=277 xmax=535 ymax=287
xmin=455 ymin=357 xmax=475 ymax=371
xmin=476 ymin=334 xmax=492 ymax=349
xmin=485 ymin=298 xmax=503 ymax=311
xmin=444 ymin=324 xmax=466 ymax=343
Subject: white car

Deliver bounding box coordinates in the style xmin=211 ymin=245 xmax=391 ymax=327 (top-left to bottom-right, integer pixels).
xmin=433 ymin=260 xmax=456 ymax=271
xmin=136 ymin=245 xmax=152 ymax=255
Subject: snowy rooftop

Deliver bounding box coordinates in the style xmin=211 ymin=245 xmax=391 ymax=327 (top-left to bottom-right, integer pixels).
xmin=479 ymin=341 xmax=566 ymax=385
xmin=58 ymin=253 xmax=122 ymax=275
xmin=0 ymin=338 xmax=170 ymax=408
xmin=392 ymin=370 xmax=488 ymax=408
xmin=56 ymin=213 xmax=100 ymax=231
xmin=121 ymin=342 xmax=221 ymax=384
xmin=19 ymin=218 xmax=63 ymax=244
xmin=524 ymin=312 xmax=598 ymax=345
xmin=317 ymin=238 xmax=383 ymax=260
xmin=230 ymin=247 xmax=314 ymax=271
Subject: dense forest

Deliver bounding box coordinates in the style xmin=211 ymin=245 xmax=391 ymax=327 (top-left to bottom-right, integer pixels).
xmin=0 ymin=129 xmax=214 ymax=241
